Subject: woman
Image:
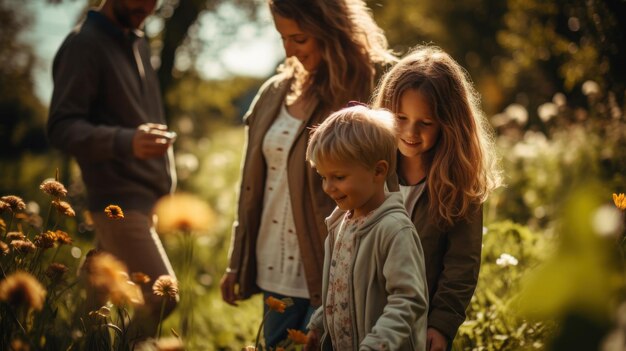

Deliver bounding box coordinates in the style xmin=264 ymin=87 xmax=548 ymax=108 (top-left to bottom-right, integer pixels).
xmin=220 ymin=0 xmax=395 ymax=347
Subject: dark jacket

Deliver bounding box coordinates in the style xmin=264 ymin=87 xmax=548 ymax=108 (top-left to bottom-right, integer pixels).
xmin=47 ymin=11 xmax=173 ymax=214
xmin=411 ymin=190 xmax=482 ymax=341
xmin=227 ymin=74 xmax=337 ymax=307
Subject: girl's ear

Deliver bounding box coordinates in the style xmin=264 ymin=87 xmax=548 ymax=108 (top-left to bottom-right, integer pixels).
xmin=374 ymin=160 xmax=389 ymax=179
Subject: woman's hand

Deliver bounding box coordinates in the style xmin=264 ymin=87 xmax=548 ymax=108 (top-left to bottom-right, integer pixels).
xmin=220 ymin=271 xmax=239 ymax=306
xmin=427 ymin=327 xmax=448 ymax=351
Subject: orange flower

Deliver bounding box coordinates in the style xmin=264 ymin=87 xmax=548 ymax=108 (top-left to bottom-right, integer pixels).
xmin=131 ymin=272 xmax=151 ymax=285
xmin=265 ymin=296 xmax=287 ymax=313
xmin=0 ymin=271 xmax=47 ymax=311
xmin=614 ymin=193 xmax=626 ymax=210
xmin=287 ymin=329 xmax=309 ymax=345
xmin=52 ymin=200 xmax=75 ymax=217
xmin=104 ymin=205 xmax=124 ymax=219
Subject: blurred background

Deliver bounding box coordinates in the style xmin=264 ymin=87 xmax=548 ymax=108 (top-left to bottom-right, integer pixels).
xmin=1 ymin=0 xmax=625 ymax=349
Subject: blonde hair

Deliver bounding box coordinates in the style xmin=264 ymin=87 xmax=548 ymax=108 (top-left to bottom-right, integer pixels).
xmin=373 ymin=45 xmax=502 ymax=228
xmin=307 ymin=105 xmax=397 ymax=174
xmin=269 ymin=0 xmax=396 ymax=111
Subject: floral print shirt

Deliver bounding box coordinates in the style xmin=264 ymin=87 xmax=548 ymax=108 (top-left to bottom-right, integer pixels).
xmin=325 ymin=211 xmax=371 ymax=350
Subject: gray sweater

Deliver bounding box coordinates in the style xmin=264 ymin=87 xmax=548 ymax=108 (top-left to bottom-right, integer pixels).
xmin=310 ymin=192 xmax=428 ymax=351
xmin=47 ymin=11 xmax=173 ymax=214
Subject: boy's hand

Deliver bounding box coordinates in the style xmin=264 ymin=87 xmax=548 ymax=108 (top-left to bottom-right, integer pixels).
xmin=304 ymin=329 xmax=320 ymax=351
xmin=427 ymin=327 xmax=447 ymax=351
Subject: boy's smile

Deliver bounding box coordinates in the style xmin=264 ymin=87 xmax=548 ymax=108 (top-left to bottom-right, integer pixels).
xmin=315 ymin=158 xmax=388 ymax=219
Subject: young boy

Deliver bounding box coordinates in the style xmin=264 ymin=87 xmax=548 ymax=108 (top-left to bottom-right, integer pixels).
xmin=305 ymin=105 xmax=429 ymax=351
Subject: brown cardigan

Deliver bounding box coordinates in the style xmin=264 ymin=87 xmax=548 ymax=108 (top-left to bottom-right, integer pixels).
xmin=389 ymin=178 xmax=483 ymax=341
xmin=227 ymin=74 xmax=337 ymax=307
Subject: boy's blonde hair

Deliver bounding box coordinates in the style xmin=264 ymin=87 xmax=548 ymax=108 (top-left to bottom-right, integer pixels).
xmin=306 ymin=105 xmax=397 ymax=173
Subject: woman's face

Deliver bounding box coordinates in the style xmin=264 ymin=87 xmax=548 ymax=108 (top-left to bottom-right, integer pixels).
xmin=272 ymin=12 xmax=323 ymax=72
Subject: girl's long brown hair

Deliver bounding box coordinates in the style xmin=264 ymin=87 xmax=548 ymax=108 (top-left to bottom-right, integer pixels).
xmin=373 ymin=45 xmax=502 ymax=229
xmin=269 ymin=0 xmax=396 ymax=111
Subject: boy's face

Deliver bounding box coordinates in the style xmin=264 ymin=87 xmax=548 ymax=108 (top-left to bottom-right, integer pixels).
xmin=315 ymin=158 xmax=388 ymax=219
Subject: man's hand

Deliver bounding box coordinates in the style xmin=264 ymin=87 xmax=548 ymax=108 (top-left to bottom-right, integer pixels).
xmin=427 ymin=327 xmax=448 ymax=351
xmin=132 ymin=123 xmax=176 ymax=159
xmin=220 ymin=271 xmax=239 ymax=306
xmin=304 ymin=328 xmax=320 ymax=351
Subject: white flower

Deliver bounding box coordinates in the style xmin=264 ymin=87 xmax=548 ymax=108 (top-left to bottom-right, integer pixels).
xmin=496 ymin=253 xmax=519 ymax=267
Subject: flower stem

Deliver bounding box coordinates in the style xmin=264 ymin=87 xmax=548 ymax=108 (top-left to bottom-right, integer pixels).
xmin=255 ymin=310 xmax=271 ymax=351
xmin=156 ymin=298 xmax=166 ymax=339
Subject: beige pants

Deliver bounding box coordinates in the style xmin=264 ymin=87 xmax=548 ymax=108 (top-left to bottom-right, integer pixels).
xmin=90 ymin=210 xmax=177 ymax=340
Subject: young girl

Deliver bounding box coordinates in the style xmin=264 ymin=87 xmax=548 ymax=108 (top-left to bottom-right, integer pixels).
xmin=373 ymin=46 xmax=502 ymax=351
xmin=220 ymin=0 xmax=396 ymax=347
xmin=306 ymin=106 xmax=428 ymax=351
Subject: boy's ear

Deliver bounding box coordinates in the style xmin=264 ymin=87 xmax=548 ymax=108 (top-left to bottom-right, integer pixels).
xmin=374 ymin=160 xmax=389 ymax=179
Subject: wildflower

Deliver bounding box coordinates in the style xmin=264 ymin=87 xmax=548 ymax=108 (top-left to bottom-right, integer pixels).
xmin=6 ymin=231 xmax=26 ymax=241
xmin=287 ymin=329 xmax=309 ymax=345
xmin=46 ymin=263 xmax=69 ymax=282
xmin=83 ymin=252 xmax=144 ymax=306
xmin=54 ymin=230 xmax=73 ymax=245
xmin=614 ymin=193 xmax=626 ymax=210
xmin=152 ymin=275 xmax=179 ymax=300
xmin=104 ymin=205 xmax=124 ymax=219
xmin=52 ymin=200 xmax=75 ymax=217
xmin=0 ymin=201 xmax=9 ymax=214
xmin=40 ymin=179 xmax=68 ymax=198
xmin=496 ymin=253 xmax=519 ymax=267
xmin=34 ymin=231 xmax=57 ymax=249
xmin=131 ymin=272 xmax=151 ymax=285
xmin=1 ymin=195 xmax=26 ymax=213
xmin=0 ymin=241 xmax=8 ymax=255
xmin=154 ymin=193 xmax=215 ymax=233
xmin=265 ymin=295 xmax=286 ymax=313
xmin=0 ymin=271 xmax=47 ymax=311
xmin=10 ymin=239 xmax=36 ymax=254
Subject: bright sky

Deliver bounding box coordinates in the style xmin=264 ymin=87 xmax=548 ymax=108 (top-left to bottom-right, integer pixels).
xmin=28 ymin=0 xmax=283 ymax=104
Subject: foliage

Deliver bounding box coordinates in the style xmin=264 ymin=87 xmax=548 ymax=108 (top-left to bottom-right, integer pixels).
xmin=454 ymin=220 xmax=555 ymax=350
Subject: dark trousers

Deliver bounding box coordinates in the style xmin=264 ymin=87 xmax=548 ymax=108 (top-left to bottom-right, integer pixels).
xmin=262 ymin=291 xmax=315 ymax=348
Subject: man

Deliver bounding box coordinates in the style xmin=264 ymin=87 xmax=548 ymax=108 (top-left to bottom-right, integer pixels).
xmin=47 ymin=0 xmax=177 ymax=340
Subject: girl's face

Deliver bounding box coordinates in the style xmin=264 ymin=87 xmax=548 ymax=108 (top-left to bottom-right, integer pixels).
xmin=395 ymin=89 xmax=442 ymax=160
xmin=272 ymin=12 xmax=323 ymax=72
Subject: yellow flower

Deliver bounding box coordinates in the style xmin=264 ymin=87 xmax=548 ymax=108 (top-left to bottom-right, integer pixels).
xmin=40 ymin=179 xmax=68 ymax=198
xmin=0 ymin=195 xmax=25 ymax=213
xmin=6 ymin=231 xmax=26 ymax=241
xmin=154 ymin=193 xmax=215 ymax=234
xmin=54 ymin=230 xmax=73 ymax=245
xmin=265 ymin=296 xmax=286 ymax=313
xmin=82 ymin=251 xmax=144 ymax=306
xmin=10 ymin=239 xmax=36 ymax=254
xmin=614 ymin=193 xmax=626 ymax=210
xmin=104 ymin=205 xmax=124 ymax=219
xmin=34 ymin=231 xmax=57 ymax=249
xmin=287 ymin=329 xmax=309 ymax=345
xmin=0 ymin=241 xmax=8 ymax=255
xmin=52 ymin=200 xmax=75 ymax=217
xmin=45 ymin=263 xmax=69 ymax=282
xmin=152 ymin=275 xmax=179 ymax=300
xmin=0 ymin=271 xmax=47 ymax=311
